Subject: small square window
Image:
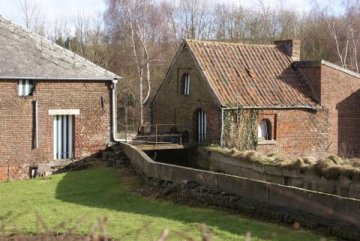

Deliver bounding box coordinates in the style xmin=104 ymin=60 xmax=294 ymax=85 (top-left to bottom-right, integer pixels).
xmin=18 ymin=80 xmax=34 ymax=96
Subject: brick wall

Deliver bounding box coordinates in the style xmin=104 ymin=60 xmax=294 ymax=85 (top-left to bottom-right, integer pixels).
xmin=301 ymin=64 xmax=360 ymax=156
xmin=256 ymin=109 xmax=328 ymax=156
xmin=321 ymin=65 xmax=360 ymax=156
xmin=0 ymin=80 xmax=112 ymax=180
xmin=151 ymin=46 xmax=330 ymax=156
xmin=222 ymin=109 xmax=328 ymax=156
xmin=151 ymin=46 xmax=221 ymax=143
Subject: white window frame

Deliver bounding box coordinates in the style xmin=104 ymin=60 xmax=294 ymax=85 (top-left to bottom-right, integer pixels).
xmin=258 ymin=119 xmax=271 ymax=140
xmin=182 ymin=73 xmax=190 ymax=96
xmin=53 ymin=115 xmax=73 ymax=160
xmin=197 ymin=109 xmax=207 ymax=143
xmin=17 ymin=79 xmax=34 ymax=96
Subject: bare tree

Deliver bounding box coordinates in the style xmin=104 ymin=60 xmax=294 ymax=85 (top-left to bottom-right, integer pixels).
xmin=18 ymin=0 xmax=45 ymax=35
xmin=106 ymin=0 xmax=169 ymax=125
xmin=311 ymin=0 xmax=360 ymax=71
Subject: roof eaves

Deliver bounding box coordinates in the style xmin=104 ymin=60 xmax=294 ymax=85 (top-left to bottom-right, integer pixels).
xmin=243 ymin=105 xmax=320 ymax=110
xmin=221 ymin=104 xmax=320 ymax=110
xmin=0 ymin=76 xmax=120 ymax=81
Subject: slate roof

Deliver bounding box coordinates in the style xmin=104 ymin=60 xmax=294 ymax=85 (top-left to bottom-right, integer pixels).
xmin=185 ymin=39 xmax=318 ymax=108
xmin=0 ymin=16 xmax=118 ymax=80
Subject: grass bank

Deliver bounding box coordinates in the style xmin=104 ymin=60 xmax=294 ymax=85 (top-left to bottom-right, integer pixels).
xmin=0 ymin=167 xmax=328 ymax=240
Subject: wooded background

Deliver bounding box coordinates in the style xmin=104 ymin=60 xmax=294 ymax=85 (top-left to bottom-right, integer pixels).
xmin=18 ymin=0 xmax=360 ymax=129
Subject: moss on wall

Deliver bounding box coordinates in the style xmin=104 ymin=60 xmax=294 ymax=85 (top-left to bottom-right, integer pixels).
xmin=223 ymin=109 xmax=258 ymax=151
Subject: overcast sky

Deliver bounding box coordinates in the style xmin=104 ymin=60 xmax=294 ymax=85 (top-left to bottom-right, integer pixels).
xmin=0 ymin=0 xmax=344 ymax=29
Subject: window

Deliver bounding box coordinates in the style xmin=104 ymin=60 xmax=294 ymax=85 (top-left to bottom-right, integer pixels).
xmin=53 ymin=115 xmax=73 ymax=159
xmin=181 ymin=73 xmax=190 ymax=95
xmin=17 ymin=80 xmax=34 ymax=96
xmin=258 ymin=119 xmax=271 ymax=140
xmin=195 ymin=109 xmax=206 ymax=143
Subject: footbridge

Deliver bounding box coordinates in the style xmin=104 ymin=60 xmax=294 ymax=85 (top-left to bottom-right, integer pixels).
xmin=119 ymin=123 xmax=192 ymax=151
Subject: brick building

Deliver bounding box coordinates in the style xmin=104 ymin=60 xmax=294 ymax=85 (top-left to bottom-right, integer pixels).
xmin=297 ymin=60 xmax=360 ymax=156
xmin=151 ymin=39 xmax=360 ymax=156
xmin=0 ymin=17 xmax=120 ymax=180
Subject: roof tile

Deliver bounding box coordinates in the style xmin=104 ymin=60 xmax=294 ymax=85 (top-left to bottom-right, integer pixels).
xmin=186 ymin=39 xmax=318 ymax=108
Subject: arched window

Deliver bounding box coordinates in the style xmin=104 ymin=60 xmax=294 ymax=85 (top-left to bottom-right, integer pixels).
xmin=181 ymin=73 xmax=190 ymax=96
xmin=258 ymin=119 xmax=271 ymax=140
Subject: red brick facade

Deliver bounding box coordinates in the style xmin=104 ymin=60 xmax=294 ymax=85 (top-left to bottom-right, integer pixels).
xmin=256 ymin=109 xmax=328 ymax=155
xmin=0 ymin=80 xmax=112 ymax=180
xmin=301 ymin=62 xmax=360 ymax=156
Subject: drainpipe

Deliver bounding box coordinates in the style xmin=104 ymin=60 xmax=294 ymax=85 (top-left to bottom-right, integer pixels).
xmin=111 ymin=77 xmax=123 ymax=142
xmin=220 ymin=107 xmax=240 ymax=146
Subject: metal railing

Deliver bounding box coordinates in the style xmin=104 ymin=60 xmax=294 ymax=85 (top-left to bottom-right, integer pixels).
xmin=120 ymin=123 xmax=189 ymax=145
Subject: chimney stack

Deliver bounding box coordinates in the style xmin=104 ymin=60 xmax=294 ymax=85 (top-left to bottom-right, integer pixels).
xmin=274 ymin=39 xmax=301 ymax=61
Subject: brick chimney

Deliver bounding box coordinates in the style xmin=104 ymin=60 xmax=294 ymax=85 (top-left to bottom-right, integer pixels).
xmin=274 ymin=39 xmax=301 ymax=61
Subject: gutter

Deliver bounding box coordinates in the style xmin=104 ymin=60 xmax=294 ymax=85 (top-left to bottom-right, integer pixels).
xmin=110 ymin=77 xmax=125 ymax=142
xmin=0 ymin=76 xmax=118 ymax=81
xmin=241 ymin=105 xmax=319 ymax=110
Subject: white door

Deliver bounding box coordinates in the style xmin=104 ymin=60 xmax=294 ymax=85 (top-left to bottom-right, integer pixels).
xmin=53 ymin=115 xmax=73 ymax=159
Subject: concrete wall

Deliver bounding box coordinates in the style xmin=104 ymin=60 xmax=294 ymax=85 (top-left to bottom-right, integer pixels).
xmin=0 ymin=80 xmax=112 ymax=180
xmin=195 ymin=146 xmax=360 ymax=199
xmin=122 ymin=143 xmax=360 ymax=232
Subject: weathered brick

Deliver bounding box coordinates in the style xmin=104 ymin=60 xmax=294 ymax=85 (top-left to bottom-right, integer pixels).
xmin=0 ymin=80 xmax=112 ymax=180
xmin=151 ymin=46 xmax=329 ymax=156
xmin=301 ymin=64 xmax=360 ymax=156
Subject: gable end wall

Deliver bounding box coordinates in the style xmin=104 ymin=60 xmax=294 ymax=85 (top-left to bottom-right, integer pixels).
xmin=320 ymin=65 xmax=360 ymax=156
xmin=151 ymin=47 xmax=221 ymax=143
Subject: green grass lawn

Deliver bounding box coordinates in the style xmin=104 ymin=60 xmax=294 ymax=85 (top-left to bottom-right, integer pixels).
xmin=0 ymin=167 xmax=328 ymax=240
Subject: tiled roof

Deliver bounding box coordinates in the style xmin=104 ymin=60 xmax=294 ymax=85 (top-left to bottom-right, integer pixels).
xmin=186 ymin=39 xmax=318 ymax=108
xmin=0 ymin=16 xmax=118 ymax=80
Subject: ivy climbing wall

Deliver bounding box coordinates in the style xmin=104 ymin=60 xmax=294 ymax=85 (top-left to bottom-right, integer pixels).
xmin=222 ymin=108 xmax=329 ymax=156
xmin=222 ymin=109 xmax=258 ymax=151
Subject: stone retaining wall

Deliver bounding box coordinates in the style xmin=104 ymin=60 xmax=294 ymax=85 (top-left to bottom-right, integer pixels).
xmin=194 ymin=147 xmax=360 ymax=199
xmin=122 ymin=143 xmax=360 ymax=240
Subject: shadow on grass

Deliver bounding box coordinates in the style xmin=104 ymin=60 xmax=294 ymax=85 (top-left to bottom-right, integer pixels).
xmin=54 ymin=167 xmax=321 ymax=240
